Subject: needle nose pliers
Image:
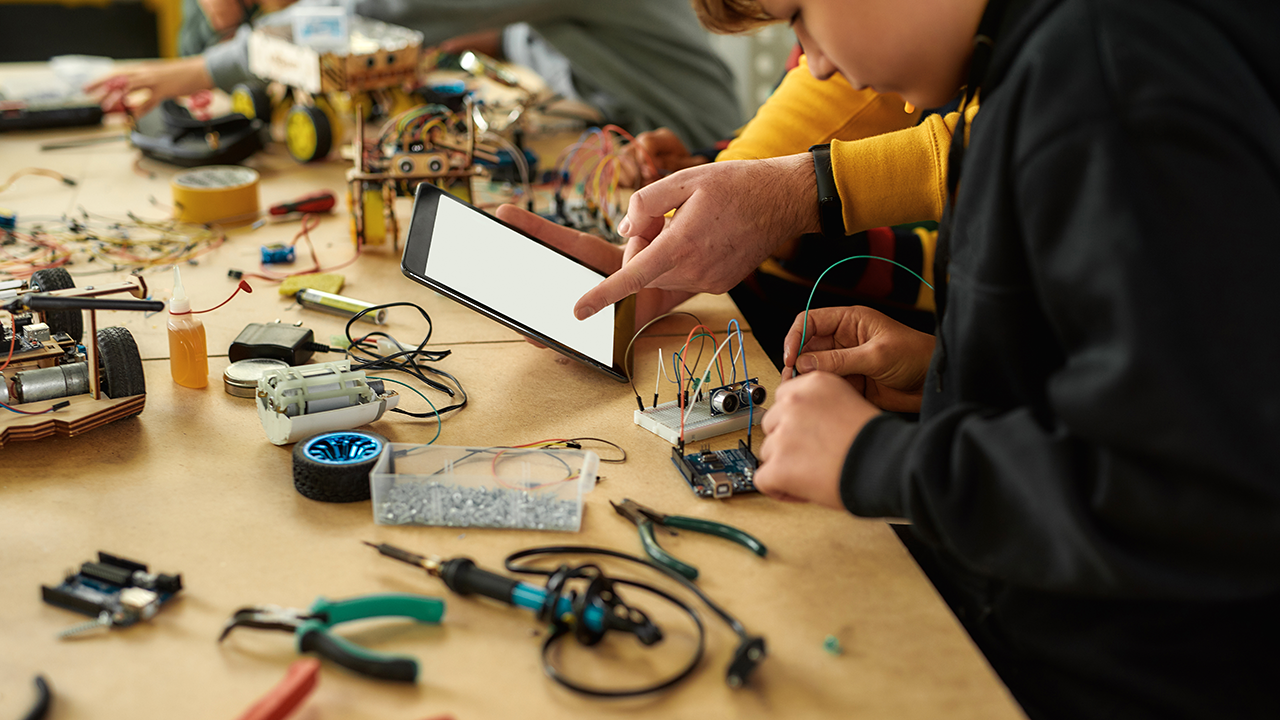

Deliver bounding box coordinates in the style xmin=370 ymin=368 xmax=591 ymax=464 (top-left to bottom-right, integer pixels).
xmin=610 ymin=498 xmax=767 ymax=580
xmin=219 ymin=593 xmax=445 ymax=683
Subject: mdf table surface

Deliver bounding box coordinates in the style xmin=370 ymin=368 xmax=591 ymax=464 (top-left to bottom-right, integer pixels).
xmin=0 ymin=107 xmax=1023 ymax=720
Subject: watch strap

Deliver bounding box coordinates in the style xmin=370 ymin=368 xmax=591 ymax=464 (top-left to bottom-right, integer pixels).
xmin=810 ymin=144 xmax=845 ymax=237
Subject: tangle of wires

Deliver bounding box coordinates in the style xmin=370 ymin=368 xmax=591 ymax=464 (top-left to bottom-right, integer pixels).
xmin=549 ymin=125 xmax=655 ymax=239
xmin=1 ymin=207 xmax=224 ymax=279
xmin=505 ymin=545 xmax=766 ymax=696
xmin=625 ymin=311 xmax=756 ymax=449
xmin=338 ymin=302 xmax=467 ymax=443
xmin=229 ymin=213 xmax=359 ymax=284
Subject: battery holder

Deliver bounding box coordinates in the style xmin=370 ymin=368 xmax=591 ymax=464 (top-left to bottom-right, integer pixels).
xmin=229 ymin=322 xmax=315 ymax=366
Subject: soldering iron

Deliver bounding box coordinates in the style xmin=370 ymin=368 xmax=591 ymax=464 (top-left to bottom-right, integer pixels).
xmin=363 ymin=542 xmax=661 ymax=646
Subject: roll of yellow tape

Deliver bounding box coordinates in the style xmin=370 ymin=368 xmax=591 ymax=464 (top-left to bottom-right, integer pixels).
xmin=171 ymin=166 xmax=260 ymax=227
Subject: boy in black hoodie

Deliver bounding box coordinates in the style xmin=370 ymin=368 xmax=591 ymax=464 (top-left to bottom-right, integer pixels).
xmin=531 ymin=0 xmax=1280 ymax=717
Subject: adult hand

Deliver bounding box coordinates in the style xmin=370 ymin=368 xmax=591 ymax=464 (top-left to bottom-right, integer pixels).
xmin=84 ymin=57 xmax=214 ymax=117
xmin=495 ymin=205 xmax=693 ymax=328
xmin=574 ymin=153 xmax=820 ymax=320
xmin=616 ymin=127 xmax=712 ymax=188
xmin=754 ymin=371 xmax=879 ymax=509
xmin=781 ymin=306 xmax=935 ymax=413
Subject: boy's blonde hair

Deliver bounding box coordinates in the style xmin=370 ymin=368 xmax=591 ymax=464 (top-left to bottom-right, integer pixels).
xmin=690 ymin=0 xmax=777 ymax=33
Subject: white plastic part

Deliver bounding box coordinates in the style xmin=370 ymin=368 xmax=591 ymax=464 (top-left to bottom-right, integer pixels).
xmin=256 ymin=360 xmax=400 ymax=445
xmin=634 ymin=397 xmax=761 ymax=444
xmin=169 ymin=266 xmax=190 ymax=315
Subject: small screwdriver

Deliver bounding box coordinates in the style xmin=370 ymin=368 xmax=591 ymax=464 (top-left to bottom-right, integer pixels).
xmin=269 ymin=191 xmax=337 ymax=217
xmin=364 ymin=541 xmax=659 ymax=643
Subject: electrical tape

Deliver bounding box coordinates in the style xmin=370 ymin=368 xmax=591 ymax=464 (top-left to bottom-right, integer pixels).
xmin=171 ymin=166 xmax=260 ymax=227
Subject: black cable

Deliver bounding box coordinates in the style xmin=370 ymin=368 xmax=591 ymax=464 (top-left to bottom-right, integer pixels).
xmin=506 ymin=546 xmax=765 ymax=692
xmin=505 ymin=551 xmax=706 ymax=697
xmin=22 ymin=675 xmax=51 ymax=720
xmin=339 ymin=302 xmax=469 ymax=419
xmin=558 ymin=436 xmax=627 ymax=463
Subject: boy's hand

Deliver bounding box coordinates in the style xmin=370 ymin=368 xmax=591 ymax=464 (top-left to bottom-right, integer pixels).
xmin=616 ymin=128 xmax=711 ymax=188
xmin=754 ymin=371 xmax=879 ymax=509
xmin=782 ymin=306 xmax=934 ymax=413
xmin=494 ymin=205 xmax=693 ymax=329
xmin=84 ymin=57 xmax=214 ymax=117
xmin=573 ymin=153 xmax=820 ymax=321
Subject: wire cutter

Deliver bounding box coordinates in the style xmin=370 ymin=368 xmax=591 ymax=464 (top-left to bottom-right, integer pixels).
xmin=610 ymin=498 xmax=768 ymax=581
xmin=219 ymin=593 xmax=445 ymax=683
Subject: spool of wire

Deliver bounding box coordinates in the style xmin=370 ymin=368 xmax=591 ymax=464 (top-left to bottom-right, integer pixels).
xmin=296 ymin=289 xmax=386 ymax=325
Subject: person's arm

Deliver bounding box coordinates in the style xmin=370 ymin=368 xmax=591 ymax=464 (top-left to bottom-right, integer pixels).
xmin=828 ymin=103 xmax=976 ymax=234
xmin=718 ymin=55 xmax=919 ymax=162
xmin=841 ymin=104 xmax=1280 ymax=599
xmin=84 ymin=56 xmax=214 ymax=116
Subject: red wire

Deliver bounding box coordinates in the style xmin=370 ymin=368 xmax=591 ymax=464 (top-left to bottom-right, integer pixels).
xmin=237 ymin=214 xmax=362 ymax=283
xmin=170 ymin=279 xmax=254 ymax=315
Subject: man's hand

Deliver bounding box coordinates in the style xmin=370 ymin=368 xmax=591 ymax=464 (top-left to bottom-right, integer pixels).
xmin=781 ymin=306 xmax=934 ymax=413
xmin=494 ymin=205 xmax=692 ymax=327
xmin=616 ymin=128 xmax=712 ymax=188
xmin=84 ymin=57 xmax=214 ymax=117
xmin=754 ymin=371 xmax=879 ymax=509
xmin=573 ymin=153 xmax=821 ymax=320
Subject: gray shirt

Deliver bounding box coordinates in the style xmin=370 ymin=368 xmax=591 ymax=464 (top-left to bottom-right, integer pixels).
xmin=191 ymin=0 xmax=741 ymax=147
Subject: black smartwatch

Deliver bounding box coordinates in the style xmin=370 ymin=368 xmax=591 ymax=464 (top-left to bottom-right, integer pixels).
xmin=810 ymin=144 xmax=845 ymax=238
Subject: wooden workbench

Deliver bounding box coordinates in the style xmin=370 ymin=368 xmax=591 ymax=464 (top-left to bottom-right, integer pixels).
xmin=0 ymin=112 xmax=1024 ymax=720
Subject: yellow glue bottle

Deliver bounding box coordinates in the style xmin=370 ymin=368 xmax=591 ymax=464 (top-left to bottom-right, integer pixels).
xmin=168 ymin=266 xmax=208 ymax=388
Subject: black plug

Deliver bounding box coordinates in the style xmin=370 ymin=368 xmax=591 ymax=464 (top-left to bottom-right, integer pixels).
xmin=725 ymin=635 xmax=766 ymax=688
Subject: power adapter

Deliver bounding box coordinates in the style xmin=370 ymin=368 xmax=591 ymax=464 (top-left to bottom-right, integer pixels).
xmin=229 ymin=322 xmax=323 ymax=366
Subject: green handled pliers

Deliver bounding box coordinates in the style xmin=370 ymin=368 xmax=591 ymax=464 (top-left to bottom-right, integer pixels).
xmin=218 ymin=593 xmax=445 ymax=683
xmin=610 ymin=498 xmax=767 ymax=580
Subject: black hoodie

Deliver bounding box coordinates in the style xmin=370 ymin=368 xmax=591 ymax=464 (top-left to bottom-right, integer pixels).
xmin=840 ymin=0 xmax=1280 ymax=717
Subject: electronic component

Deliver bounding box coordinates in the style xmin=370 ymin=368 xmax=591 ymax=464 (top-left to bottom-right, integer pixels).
xmin=671 ymin=440 xmax=759 ymax=499
xmin=255 ymin=359 xmax=400 ymax=445
xmin=295 ymin=288 xmax=387 ymax=325
xmin=229 ymin=322 xmax=316 ymax=366
xmin=634 ymin=377 xmax=764 ymax=444
xmin=41 ymin=551 xmax=182 ymax=637
xmin=224 ymin=358 xmax=289 ymax=397
xmin=260 ymin=243 xmax=297 ymax=264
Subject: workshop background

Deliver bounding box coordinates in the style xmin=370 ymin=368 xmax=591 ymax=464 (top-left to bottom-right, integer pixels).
xmin=0 ymin=0 xmax=795 ymax=119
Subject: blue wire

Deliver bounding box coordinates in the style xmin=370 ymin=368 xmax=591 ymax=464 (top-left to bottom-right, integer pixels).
xmin=798 ymin=255 xmax=935 ymax=357
xmin=727 ymin=319 xmax=753 ymax=445
xmin=374 ymin=376 xmax=440 ymax=446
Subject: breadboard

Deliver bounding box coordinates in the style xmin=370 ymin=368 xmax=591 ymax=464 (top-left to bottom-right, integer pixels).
xmin=634 ymin=398 xmax=761 ymax=444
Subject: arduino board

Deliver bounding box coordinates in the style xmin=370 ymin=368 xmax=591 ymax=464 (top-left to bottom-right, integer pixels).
xmin=41 ymin=552 xmax=183 ymax=637
xmin=671 ymin=440 xmax=759 ymax=499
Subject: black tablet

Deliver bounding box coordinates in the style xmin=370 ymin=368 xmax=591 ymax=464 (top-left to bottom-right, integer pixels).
xmin=401 ymin=183 xmax=634 ymax=382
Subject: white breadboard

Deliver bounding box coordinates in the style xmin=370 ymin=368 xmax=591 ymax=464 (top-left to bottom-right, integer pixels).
xmin=634 ymin=398 xmax=761 ymax=444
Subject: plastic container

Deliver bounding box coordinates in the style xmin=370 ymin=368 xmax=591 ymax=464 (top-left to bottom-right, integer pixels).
xmin=168 ymin=267 xmax=208 ymax=388
xmin=371 ymin=444 xmax=598 ymax=531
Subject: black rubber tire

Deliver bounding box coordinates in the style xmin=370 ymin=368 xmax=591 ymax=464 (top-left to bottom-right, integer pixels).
xmin=97 ymin=326 xmax=146 ymax=400
xmin=29 ymin=267 xmax=82 ymax=342
xmin=292 ymin=430 xmax=387 ymax=503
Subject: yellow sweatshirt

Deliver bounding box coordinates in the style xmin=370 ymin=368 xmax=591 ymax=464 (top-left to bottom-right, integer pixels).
xmin=715 ymin=56 xmax=979 ymax=312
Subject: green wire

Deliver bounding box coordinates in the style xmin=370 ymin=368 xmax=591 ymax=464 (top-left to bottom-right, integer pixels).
xmin=374 ymin=376 xmax=441 ymax=445
xmin=674 ymin=332 xmax=725 ymax=388
xmin=798 ymin=255 xmax=936 ymax=358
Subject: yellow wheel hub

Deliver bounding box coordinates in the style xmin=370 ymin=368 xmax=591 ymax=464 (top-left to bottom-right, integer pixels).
xmin=286 ymin=108 xmax=319 ymax=162
xmin=230 ymin=88 xmax=256 ymax=119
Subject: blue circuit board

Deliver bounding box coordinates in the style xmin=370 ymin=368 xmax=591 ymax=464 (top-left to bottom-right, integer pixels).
xmin=41 ymin=552 xmax=182 ymax=633
xmin=671 ymin=440 xmax=759 ymax=499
